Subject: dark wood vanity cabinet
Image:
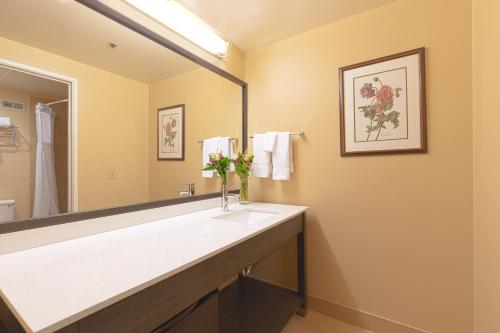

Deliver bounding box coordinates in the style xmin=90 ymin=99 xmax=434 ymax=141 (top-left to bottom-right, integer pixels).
xmin=151 ymin=290 xmax=219 ymax=333
xmin=0 ymin=213 xmax=307 ymax=333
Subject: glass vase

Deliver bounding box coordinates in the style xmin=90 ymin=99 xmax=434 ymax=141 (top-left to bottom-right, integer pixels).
xmin=239 ymin=176 xmax=249 ymax=204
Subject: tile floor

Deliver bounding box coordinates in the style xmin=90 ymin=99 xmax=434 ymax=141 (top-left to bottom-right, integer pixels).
xmin=282 ymin=310 xmax=374 ymax=333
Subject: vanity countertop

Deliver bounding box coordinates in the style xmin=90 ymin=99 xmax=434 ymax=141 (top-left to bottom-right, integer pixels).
xmin=0 ymin=202 xmax=307 ymax=333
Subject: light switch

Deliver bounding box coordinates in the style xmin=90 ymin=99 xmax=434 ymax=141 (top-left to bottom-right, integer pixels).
xmin=107 ymin=168 xmax=118 ymax=180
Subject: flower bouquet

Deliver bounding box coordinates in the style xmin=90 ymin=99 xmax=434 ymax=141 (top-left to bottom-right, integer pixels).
xmin=233 ymin=151 xmax=253 ymax=204
xmin=203 ymin=152 xmax=232 ymax=185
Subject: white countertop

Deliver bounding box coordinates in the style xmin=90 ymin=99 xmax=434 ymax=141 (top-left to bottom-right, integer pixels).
xmin=0 ymin=202 xmax=307 ymax=333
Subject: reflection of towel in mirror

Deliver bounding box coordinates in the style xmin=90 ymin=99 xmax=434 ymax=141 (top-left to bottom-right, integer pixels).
xmin=0 ymin=117 xmax=11 ymax=128
xmin=202 ymin=137 xmax=220 ymax=178
xmin=218 ymin=137 xmax=235 ymax=172
xmin=252 ymin=133 xmax=271 ymax=178
xmin=272 ymin=132 xmax=294 ymax=181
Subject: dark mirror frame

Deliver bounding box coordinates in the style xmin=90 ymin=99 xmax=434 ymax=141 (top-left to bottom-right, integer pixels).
xmin=0 ymin=0 xmax=247 ymax=235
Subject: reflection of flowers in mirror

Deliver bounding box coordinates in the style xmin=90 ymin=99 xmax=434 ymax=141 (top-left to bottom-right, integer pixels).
xmin=233 ymin=151 xmax=254 ymax=204
xmin=233 ymin=151 xmax=254 ymax=178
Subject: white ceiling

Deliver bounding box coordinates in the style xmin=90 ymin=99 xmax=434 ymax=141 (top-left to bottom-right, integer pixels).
xmin=0 ymin=66 xmax=68 ymax=98
xmin=177 ymin=0 xmax=398 ymax=51
xmin=0 ymin=0 xmax=398 ymax=83
xmin=0 ymin=0 xmax=198 ymax=83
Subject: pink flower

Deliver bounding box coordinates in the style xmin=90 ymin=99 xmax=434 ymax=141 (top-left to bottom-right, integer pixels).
xmin=359 ymin=83 xmax=376 ymax=98
xmin=376 ymin=85 xmax=394 ymax=105
xmin=165 ymin=123 xmax=172 ymax=136
xmin=171 ymin=118 xmax=177 ymax=128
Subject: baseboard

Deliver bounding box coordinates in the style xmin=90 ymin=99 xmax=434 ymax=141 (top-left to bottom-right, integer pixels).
xmin=248 ymin=274 xmax=431 ymax=333
xmin=308 ymin=295 xmax=432 ymax=333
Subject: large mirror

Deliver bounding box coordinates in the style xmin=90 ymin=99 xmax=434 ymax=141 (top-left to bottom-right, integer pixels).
xmin=0 ymin=0 xmax=244 ymax=224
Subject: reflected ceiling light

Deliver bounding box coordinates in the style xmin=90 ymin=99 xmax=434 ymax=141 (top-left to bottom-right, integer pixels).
xmin=122 ymin=0 xmax=231 ymax=58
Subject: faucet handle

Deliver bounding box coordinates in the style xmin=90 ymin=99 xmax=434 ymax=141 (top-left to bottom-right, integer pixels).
xmin=179 ymin=183 xmax=195 ymax=197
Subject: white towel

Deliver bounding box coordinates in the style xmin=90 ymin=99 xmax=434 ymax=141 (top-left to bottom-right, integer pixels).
xmin=0 ymin=117 xmax=11 ymax=128
xmin=272 ymin=132 xmax=294 ymax=180
xmin=218 ymin=137 xmax=235 ymax=172
xmin=202 ymin=137 xmax=220 ymax=178
xmin=252 ymin=133 xmax=271 ymax=178
xmin=262 ymin=131 xmax=278 ymax=152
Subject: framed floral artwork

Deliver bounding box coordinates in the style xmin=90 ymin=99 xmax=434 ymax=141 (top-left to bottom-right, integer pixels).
xmin=158 ymin=104 xmax=185 ymax=160
xmin=339 ymin=48 xmax=427 ymax=156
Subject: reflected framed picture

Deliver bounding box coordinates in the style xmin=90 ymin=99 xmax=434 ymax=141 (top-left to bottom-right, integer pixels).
xmin=339 ymin=48 xmax=427 ymax=156
xmin=158 ymin=104 xmax=185 ymax=160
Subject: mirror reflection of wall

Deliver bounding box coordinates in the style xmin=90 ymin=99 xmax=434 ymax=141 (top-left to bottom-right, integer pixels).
xmin=149 ymin=68 xmax=242 ymax=200
xmin=0 ymin=0 xmax=243 ymax=223
xmin=0 ymin=68 xmax=69 ymax=221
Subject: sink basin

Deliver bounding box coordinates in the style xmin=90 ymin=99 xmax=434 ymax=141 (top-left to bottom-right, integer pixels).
xmin=214 ymin=209 xmax=277 ymax=224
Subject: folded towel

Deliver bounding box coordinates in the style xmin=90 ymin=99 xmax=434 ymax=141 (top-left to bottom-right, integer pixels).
xmin=0 ymin=117 xmax=11 ymax=128
xmin=218 ymin=137 xmax=235 ymax=172
xmin=261 ymin=131 xmax=278 ymax=152
xmin=272 ymin=132 xmax=294 ymax=180
xmin=252 ymin=133 xmax=271 ymax=178
xmin=202 ymin=137 xmax=220 ymax=178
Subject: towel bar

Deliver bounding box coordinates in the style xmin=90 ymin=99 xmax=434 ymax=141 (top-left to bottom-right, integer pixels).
xmin=198 ymin=137 xmax=238 ymax=144
xmin=249 ymin=131 xmax=304 ymax=139
xmin=0 ymin=126 xmax=16 ymax=147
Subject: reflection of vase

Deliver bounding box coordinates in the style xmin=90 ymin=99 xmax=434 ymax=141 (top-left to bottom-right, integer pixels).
xmin=240 ymin=176 xmax=249 ymax=205
xmin=221 ymin=184 xmax=229 ymax=211
xmin=220 ymin=174 xmax=230 ymax=211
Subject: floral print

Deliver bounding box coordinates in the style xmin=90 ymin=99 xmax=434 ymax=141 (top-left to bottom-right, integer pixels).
xmin=360 ymin=83 xmax=376 ymax=98
xmin=358 ymin=77 xmax=402 ymax=141
xmin=163 ymin=116 xmax=178 ymax=152
xmin=376 ymin=85 xmax=394 ymax=106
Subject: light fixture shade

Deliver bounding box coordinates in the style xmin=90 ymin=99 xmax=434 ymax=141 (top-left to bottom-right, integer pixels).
xmin=123 ymin=0 xmax=231 ymax=58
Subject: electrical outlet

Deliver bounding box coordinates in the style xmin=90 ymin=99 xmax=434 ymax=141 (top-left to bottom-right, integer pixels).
xmin=107 ymin=168 xmax=118 ymax=180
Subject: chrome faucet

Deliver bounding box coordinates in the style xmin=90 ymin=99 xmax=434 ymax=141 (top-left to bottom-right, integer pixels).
xmin=179 ymin=183 xmax=195 ymax=197
xmin=221 ymin=185 xmax=239 ymax=211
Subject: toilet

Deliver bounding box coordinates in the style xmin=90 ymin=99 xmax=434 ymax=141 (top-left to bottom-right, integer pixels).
xmin=0 ymin=199 xmax=15 ymax=222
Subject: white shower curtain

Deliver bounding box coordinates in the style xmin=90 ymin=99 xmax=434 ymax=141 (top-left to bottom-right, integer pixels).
xmin=33 ymin=103 xmax=59 ymax=218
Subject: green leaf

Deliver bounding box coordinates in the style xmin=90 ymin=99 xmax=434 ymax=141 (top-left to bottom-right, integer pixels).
xmin=386 ymin=111 xmax=400 ymax=129
xmin=358 ymin=105 xmax=377 ymax=120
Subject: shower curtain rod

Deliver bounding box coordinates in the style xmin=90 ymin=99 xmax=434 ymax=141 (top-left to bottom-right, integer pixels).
xmin=45 ymin=99 xmax=68 ymax=106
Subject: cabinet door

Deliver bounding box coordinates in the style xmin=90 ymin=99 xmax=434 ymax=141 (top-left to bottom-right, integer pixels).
xmin=152 ymin=290 xmax=219 ymax=333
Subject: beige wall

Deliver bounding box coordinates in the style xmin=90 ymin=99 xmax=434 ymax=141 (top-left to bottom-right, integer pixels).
xmin=0 ymin=36 xmax=150 ymax=212
xmin=245 ymin=0 xmax=473 ymax=332
xmin=149 ymin=68 xmax=242 ymax=200
xmin=50 ymin=100 xmax=69 ymax=214
xmin=473 ymin=0 xmax=500 ymax=332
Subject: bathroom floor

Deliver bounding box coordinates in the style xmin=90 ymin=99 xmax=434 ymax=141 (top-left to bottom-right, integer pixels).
xmin=283 ymin=311 xmax=374 ymax=333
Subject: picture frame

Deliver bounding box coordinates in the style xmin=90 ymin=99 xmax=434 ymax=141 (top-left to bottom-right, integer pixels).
xmin=339 ymin=48 xmax=427 ymax=156
xmin=158 ymin=104 xmax=185 ymax=160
